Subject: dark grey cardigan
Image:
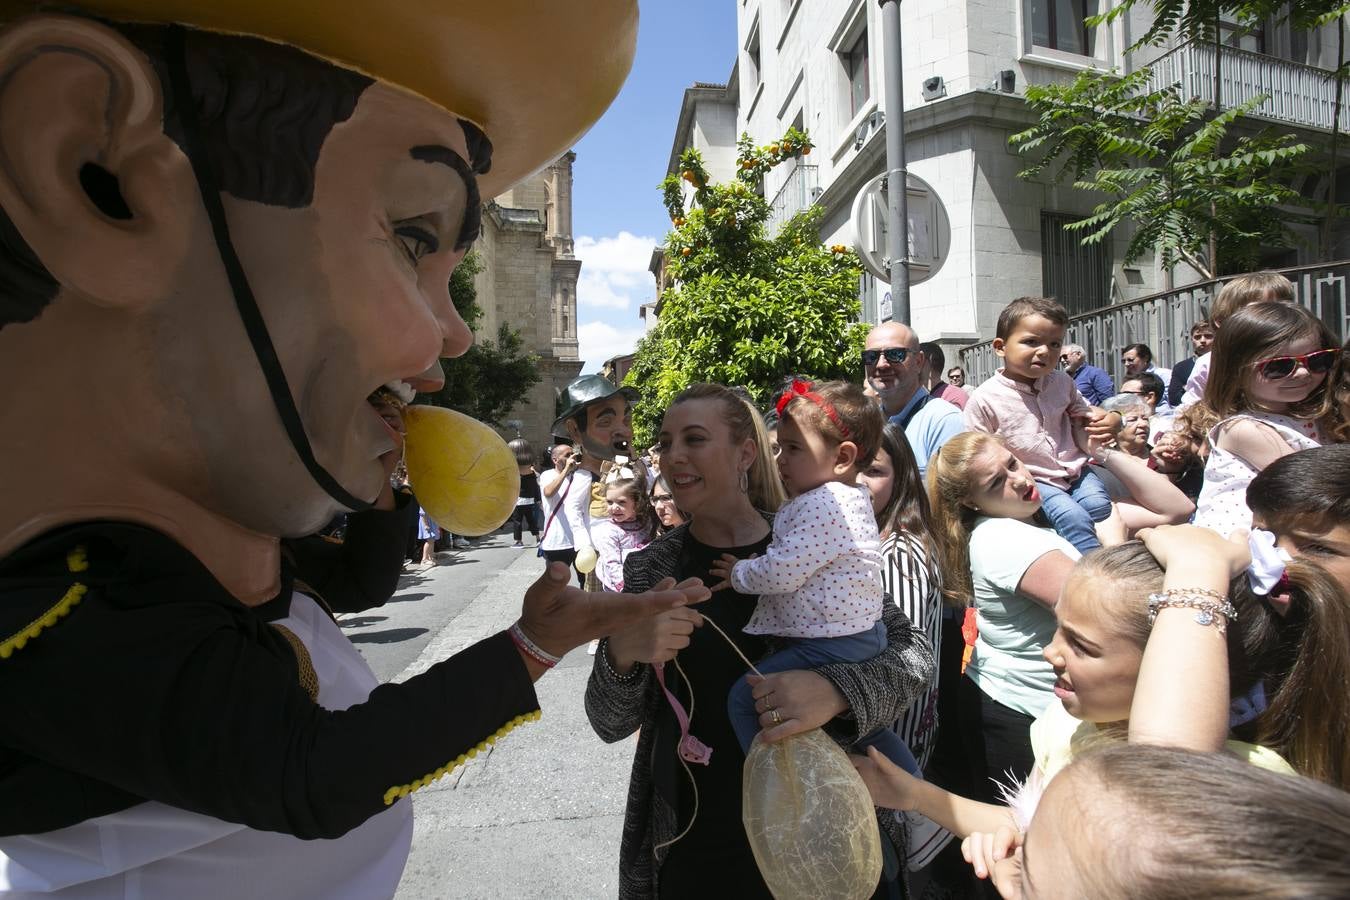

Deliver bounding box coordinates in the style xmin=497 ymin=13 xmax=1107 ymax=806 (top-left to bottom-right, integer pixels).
xmin=584 ymin=522 xmax=935 ymax=899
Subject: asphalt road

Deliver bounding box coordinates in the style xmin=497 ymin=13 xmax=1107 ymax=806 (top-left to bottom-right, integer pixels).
xmin=341 ymin=536 xmax=636 ymax=899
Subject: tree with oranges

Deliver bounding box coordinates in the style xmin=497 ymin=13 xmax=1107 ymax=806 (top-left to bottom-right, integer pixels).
xmin=625 ymin=128 xmax=867 ymax=443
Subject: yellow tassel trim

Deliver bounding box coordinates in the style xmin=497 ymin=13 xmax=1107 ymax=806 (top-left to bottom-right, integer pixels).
xmin=382 ymin=708 xmax=542 ymax=806
xmin=1 ymin=545 xmax=89 ymax=660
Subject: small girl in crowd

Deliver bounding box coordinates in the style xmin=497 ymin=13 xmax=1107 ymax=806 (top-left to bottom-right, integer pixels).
xmin=710 ymin=379 xmax=922 ymax=776
xmin=1181 ymin=270 xmax=1296 ymax=408
xmin=592 ymin=476 xmax=658 ymax=592
xmin=1193 ymin=302 xmax=1338 ymax=537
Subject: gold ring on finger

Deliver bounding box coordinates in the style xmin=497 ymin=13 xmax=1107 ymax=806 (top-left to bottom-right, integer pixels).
xmin=770 ymin=708 xmax=782 ymax=725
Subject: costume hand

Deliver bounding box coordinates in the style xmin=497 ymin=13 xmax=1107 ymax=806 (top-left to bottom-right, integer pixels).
xmin=746 ymin=669 xmax=847 ymax=743
xmin=850 ymin=745 xmax=924 ymax=810
xmin=518 ymin=565 xmax=707 ymax=660
xmin=962 ymin=827 xmax=1024 ymax=899
xmin=1136 ymin=524 xmax=1250 ymax=582
xmin=708 ymin=553 xmax=742 ymax=591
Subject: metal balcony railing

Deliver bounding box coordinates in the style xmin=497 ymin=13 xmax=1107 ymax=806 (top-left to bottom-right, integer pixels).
xmin=1145 ymin=40 xmax=1349 ymax=133
xmin=766 ymin=163 xmax=820 ymax=235
xmin=959 ymin=260 xmax=1350 ymax=389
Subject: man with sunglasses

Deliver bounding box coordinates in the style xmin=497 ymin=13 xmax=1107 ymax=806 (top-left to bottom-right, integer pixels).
xmin=862 ymin=321 xmax=965 ymax=478
xmin=1061 ymin=344 xmax=1115 ymax=406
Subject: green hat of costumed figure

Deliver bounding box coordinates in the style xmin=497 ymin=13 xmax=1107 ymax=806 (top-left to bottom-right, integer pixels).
xmin=552 ymin=375 xmax=638 ymax=439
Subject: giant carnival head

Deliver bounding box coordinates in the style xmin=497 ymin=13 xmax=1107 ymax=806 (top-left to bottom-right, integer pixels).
xmin=552 ymin=374 xmax=638 ymax=465
xmin=0 ymin=2 xmax=636 ymax=554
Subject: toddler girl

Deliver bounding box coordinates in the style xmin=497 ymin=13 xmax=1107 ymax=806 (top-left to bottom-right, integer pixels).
xmin=592 ymin=477 xmax=657 ymax=592
xmin=710 ymin=379 xmax=921 ymax=776
xmin=1194 ymin=302 xmax=1338 ymax=537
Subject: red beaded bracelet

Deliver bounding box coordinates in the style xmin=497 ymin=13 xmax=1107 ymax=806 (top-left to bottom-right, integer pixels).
xmin=509 ymin=622 xmax=562 ymax=669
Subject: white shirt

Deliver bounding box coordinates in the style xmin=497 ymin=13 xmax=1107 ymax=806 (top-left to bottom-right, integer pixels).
xmin=1180 ymin=352 xmax=1210 ymax=408
xmin=559 ymin=468 xmax=596 ymax=553
xmin=538 ymin=469 xmax=575 ymax=552
xmin=0 ymin=594 xmax=414 ymax=900
xmin=732 ymin=481 xmax=883 ymax=639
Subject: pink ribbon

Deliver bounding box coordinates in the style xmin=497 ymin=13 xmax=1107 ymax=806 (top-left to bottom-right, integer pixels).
xmin=653 ymin=662 xmax=712 ymax=765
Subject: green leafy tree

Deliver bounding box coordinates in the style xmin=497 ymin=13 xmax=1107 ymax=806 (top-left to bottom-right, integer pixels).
xmin=1011 ymin=67 xmax=1312 ymax=277
xmin=1094 ymin=0 xmax=1348 ymax=257
xmin=417 ymin=251 xmax=542 ymax=425
xmin=625 ymin=129 xmax=868 ymax=445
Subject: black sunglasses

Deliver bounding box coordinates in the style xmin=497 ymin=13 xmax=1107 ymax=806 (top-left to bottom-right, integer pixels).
xmin=1253 ymin=348 xmax=1340 ymax=380
xmin=862 ymin=347 xmax=914 ymax=366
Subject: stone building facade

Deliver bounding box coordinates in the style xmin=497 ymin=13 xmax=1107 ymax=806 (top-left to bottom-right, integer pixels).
xmin=473 ymin=152 xmax=583 ymax=456
xmin=665 ymin=0 xmax=1346 ymax=360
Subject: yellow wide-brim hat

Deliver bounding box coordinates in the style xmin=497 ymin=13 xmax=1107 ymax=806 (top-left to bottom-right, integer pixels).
xmin=0 ymin=0 xmax=637 ymax=196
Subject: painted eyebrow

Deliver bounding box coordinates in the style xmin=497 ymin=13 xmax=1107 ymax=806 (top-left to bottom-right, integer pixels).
xmin=409 ymin=144 xmax=482 ymax=250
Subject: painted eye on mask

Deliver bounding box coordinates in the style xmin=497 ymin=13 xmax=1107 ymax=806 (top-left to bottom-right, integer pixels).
xmin=395 ymin=224 xmax=440 ymax=264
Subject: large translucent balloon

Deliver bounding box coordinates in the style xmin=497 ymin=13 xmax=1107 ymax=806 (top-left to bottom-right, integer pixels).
xmin=403 ymin=405 xmax=519 ymax=536
xmin=575 ymin=546 xmax=598 ymax=574
xmin=742 ymin=729 xmax=882 ymax=900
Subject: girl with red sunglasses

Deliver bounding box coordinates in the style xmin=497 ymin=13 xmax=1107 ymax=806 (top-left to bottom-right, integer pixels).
xmin=1193 ymin=302 xmax=1339 ymax=538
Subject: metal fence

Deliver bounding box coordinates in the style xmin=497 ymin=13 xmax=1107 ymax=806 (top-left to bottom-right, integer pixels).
xmin=766 ymin=162 xmax=820 ymax=235
xmin=1145 ymin=40 xmax=1349 ymax=133
xmin=959 ymin=260 xmax=1350 ymax=389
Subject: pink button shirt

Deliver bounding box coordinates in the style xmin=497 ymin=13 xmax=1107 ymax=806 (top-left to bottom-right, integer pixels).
xmin=964 ymin=369 xmax=1091 ymax=488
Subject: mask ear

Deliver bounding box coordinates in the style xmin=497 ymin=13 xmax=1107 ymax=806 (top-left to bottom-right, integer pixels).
xmin=0 ymin=15 xmax=195 ymax=311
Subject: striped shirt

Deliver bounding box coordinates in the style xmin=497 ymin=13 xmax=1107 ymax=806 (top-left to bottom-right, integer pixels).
xmin=879 ymin=531 xmax=943 ymax=769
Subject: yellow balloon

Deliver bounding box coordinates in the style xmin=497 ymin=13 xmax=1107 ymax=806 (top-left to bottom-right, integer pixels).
xmin=575 ymin=546 xmax=598 ymax=574
xmin=402 ymin=405 xmax=520 ymax=537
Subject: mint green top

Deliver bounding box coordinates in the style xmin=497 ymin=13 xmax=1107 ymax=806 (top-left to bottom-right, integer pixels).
xmin=964 ymin=516 xmax=1080 ymax=717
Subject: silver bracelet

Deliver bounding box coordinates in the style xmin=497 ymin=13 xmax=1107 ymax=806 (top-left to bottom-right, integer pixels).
xmin=596 ymin=637 xmax=643 ymax=683
xmin=1147 ymin=591 xmax=1238 ymax=635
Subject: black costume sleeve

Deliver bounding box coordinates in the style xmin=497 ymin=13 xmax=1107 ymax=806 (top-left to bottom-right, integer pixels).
xmin=0 ymin=525 xmax=539 ymax=840
xmin=284 ymin=491 xmax=418 ymax=613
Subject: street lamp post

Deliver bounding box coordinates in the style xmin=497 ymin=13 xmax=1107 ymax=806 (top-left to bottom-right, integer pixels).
xmin=878 ymin=0 xmax=909 ymax=324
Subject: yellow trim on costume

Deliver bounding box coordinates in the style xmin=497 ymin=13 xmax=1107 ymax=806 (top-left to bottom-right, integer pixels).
xmin=381 ymin=709 xmax=542 ymax=806
xmin=0 ymin=545 xmax=88 ymax=659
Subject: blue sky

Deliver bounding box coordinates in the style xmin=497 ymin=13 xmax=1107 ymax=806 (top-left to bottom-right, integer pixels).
xmin=571 ymin=0 xmax=738 ymax=373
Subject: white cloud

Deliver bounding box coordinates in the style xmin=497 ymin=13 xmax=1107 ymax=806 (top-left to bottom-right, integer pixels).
xmin=577 ymin=319 xmax=647 ymax=374
xmin=574 ymin=231 xmax=658 ymax=311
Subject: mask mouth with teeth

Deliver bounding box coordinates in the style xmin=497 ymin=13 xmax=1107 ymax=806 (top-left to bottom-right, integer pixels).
xmin=368 ymin=381 xmax=415 ymax=434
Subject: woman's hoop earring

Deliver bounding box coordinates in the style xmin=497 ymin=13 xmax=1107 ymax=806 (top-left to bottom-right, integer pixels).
xmin=738 ymin=469 xmax=749 ymax=493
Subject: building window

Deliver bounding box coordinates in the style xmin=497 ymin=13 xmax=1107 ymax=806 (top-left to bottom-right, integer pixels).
xmin=1041 ymin=212 xmax=1109 ymax=317
xmin=1219 ymin=14 xmax=1265 ymax=54
xmin=745 ymin=19 xmax=762 ymax=93
xmin=844 ymin=30 xmax=869 ymax=117
xmin=1028 ymin=0 xmax=1098 ymax=58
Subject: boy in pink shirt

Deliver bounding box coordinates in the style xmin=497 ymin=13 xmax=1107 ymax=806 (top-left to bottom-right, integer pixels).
xmin=963 ymin=297 xmax=1112 ymax=552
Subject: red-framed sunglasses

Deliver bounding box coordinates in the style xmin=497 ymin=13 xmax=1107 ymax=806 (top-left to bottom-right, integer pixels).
xmin=1252 ymin=348 xmax=1340 ymax=380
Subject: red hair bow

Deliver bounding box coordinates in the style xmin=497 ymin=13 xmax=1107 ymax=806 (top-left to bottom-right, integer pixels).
xmin=775 ymin=378 xmax=850 ymax=437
